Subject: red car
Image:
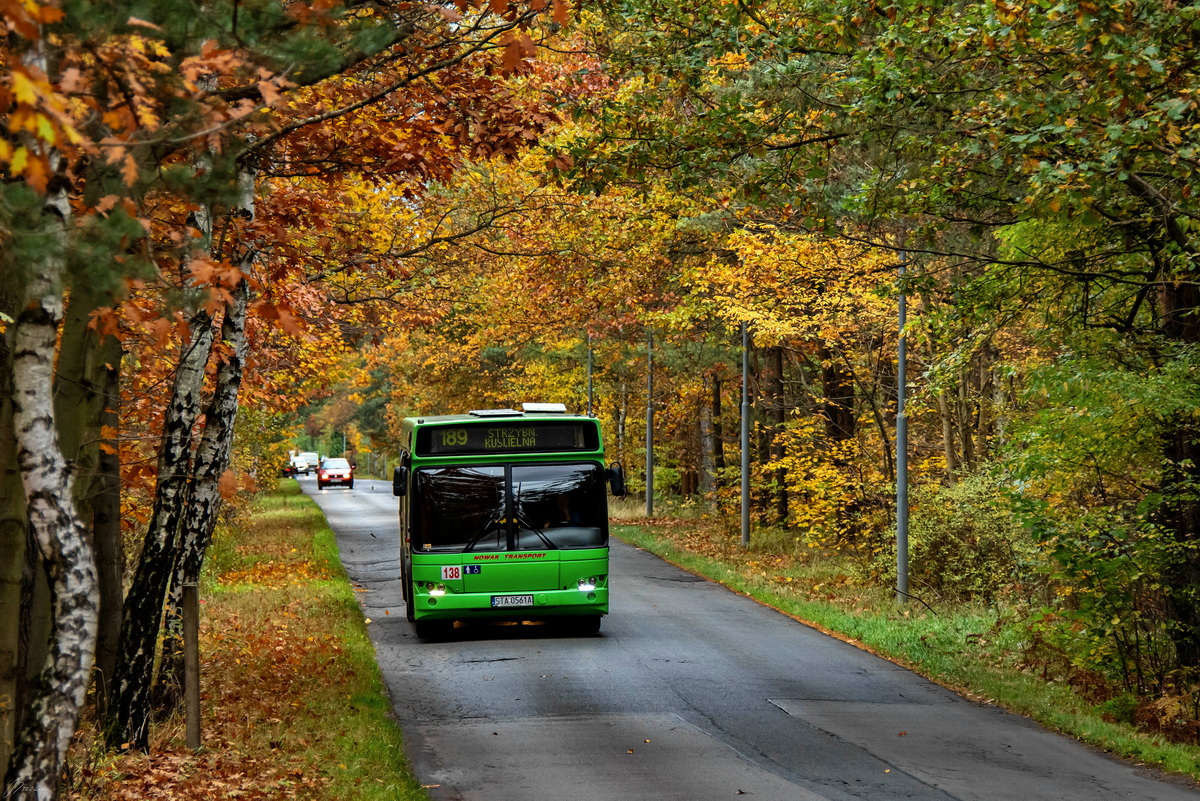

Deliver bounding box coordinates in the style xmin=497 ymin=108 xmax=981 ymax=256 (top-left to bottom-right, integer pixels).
xmin=316 ymin=457 xmax=354 ymax=489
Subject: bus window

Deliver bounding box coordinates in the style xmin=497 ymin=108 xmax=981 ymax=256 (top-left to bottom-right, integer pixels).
xmin=413 ymin=463 xmax=608 ymax=552
xmin=413 ymin=466 xmax=505 ymax=551
xmin=513 ymin=464 xmax=606 ymax=550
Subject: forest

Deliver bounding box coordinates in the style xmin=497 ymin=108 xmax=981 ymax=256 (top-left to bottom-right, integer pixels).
xmin=1 ymin=0 xmax=1198 ymax=797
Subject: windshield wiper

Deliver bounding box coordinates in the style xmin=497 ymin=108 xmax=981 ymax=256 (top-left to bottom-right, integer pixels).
xmin=462 ymin=519 xmax=502 ymax=552
xmin=514 ymin=508 xmax=557 ymax=550
xmin=462 ymin=508 xmax=507 ymax=552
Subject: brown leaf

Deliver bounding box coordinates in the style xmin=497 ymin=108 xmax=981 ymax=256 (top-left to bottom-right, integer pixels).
xmin=502 ymin=39 xmax=523 ymax=73
xmin=219 ymin=470 xmax=239 ymax=500
xmin=552 ymin=0 xmax=570 ymax=25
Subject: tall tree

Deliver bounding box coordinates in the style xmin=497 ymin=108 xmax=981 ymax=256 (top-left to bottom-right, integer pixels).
xmin=4 ymin=0 xmax=568 ymax=785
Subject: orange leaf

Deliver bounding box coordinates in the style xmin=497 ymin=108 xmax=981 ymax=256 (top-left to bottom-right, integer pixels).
xmin=122 ymin=153 xmax=139 ymax=186
xmin=23 ymin=154 xmax=49 ymax=193
xmin=126 ymin=16 xmax=162 ymax=30
xmin=147 ymin=317 xmax=173 ymax=350
xmin=256 ymin=80 xmax=282 ymax=106
xmin=219 ymin=469 xmax=239 ymax=500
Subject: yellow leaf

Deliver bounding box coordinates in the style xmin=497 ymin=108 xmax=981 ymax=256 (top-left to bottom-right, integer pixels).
xmin=10 ymin=70 xmax=38 ymax=105
xmin=10 ymin=147 xmax=28 ymax=174
xmin=35 ymin=114 xmax=57 ymax=146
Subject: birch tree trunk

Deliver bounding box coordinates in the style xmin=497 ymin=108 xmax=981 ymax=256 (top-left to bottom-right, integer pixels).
xmin=53 ymin=286 xmax=124 ymax=723
xmin=3 ymin=192 xmax=100 ymax=801
xmin=157 ymin=276 xmax=250 ymax=708
xmin=156 ymin=164 xmax=256 ymax=710
xmin=105 ymin=310 xmax=214 ymax=750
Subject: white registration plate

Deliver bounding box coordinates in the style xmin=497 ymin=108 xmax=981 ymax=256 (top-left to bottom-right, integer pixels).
xmin=491 ymin=595 xmax=534 ymax=608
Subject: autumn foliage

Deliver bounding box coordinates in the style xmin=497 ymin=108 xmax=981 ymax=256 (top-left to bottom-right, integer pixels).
xmin=5 ymin=0 xmax=1200 ymax=795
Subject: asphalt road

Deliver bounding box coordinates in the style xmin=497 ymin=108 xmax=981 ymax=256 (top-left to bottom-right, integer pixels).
xmin=301 ymin=476 xmax=1200 ymax=801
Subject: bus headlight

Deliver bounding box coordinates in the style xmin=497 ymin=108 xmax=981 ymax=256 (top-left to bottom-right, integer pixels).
xmin=577 ymin=577 xmax=597 ymax=592
xmin=429 ymin=583 xmax=447 ymax=596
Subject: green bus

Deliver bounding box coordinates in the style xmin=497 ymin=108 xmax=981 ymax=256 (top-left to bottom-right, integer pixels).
xmin=392 ymin=404 xmax=625 ymax=639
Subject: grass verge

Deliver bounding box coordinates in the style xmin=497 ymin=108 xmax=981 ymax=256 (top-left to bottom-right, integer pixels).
xmin=614 ymin=516 xmax=1200 ymax=785
xmin=68 ymin=481 xmax=426 ymax=801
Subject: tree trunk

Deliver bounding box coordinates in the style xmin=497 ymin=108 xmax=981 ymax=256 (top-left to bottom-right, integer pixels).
xmin=1157 ymin=281 xmax=1200 ymax=669
xmin=957 ymin=377 xmax=976 ymax=471
xmin=0 ymin=287 xmax=23 ymax=778
xmin=4 ymin=193 xmax=100 ymax=801
xmin=937 ymin=389 xmax=959 ymax=485
xmin=699 ymin=382 xmax=715 ymax=496
xmin=1159 ymin=415 xmax=1200 ymax=669
xmin=711 ymin=374 xmax=726 ymax=477
xmin=615 ymin=382 xmax=628 ymax=466
xmin=91 ymin=340 xmax=124 ymax=724
xmin=158 ymin=163 xmax=257 ymax=711
xmin=106 ymin=311 xmax=215 ymax=750
xmin=52 ymin=280 xmax=125 ymax=723
xmin=820 ymin=343 xmax=856 ymax=444
xmin=158 ymin=278 xmax=250 ymax=708
xmin=766 ymin=346 xmax=788 ymax=525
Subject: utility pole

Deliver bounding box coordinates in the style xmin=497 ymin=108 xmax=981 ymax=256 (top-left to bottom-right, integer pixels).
xmin=741 ymin=322 xmax=751 ymax=548
xmin=896 ymin=252 xmax=910 ymax=604
xmin=645 ymin=332 xmax=654 ymax=518
xmin=587 ymin=333 xmax=594 ymax=417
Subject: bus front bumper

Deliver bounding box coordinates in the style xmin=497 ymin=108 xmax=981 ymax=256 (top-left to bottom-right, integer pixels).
xmin=411 ymin=587 xmax=608 ymax=621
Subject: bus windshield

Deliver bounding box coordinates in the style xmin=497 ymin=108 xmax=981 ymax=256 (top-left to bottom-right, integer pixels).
xmin=413 ymin=463 xmax=608 ymax=552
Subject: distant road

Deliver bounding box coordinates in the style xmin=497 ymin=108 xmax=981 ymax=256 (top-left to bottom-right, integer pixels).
xmin=302 ymin=475 xmax=1200 ymax=801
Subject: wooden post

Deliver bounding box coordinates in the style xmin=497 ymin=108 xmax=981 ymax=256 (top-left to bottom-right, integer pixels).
xmin=183 ymin=583 xmax=201 ymax=750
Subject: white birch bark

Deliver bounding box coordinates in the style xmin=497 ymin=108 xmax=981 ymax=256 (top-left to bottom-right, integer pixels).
xmin=4 ymin=190 xmax=99 ymax=801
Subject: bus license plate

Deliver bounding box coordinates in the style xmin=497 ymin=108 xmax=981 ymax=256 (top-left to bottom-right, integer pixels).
xmin=491 ymin=595 xmax=534 ymax=608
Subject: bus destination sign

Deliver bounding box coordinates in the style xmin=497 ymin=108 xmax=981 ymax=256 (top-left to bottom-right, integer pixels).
xmin=420 ymin=422 xmax=596 ymax=456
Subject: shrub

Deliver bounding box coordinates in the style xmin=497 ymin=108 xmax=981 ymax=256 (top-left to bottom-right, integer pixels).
xmin=871 ymin=469 xmax=1025 ymax=604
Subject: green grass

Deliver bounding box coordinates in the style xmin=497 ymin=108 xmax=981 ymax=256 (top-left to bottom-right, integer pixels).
xmin=210 ymin=480 xmax=426 ymax=800
xmin=71 ymin=481 xmax=427 ymax=800
xmin=614 ymin=520 xmax=1200 ymax=783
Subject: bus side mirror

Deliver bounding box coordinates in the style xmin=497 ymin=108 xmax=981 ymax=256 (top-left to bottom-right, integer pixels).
xmin=392 ymin=465 xmax=408 ymax=497
xmin=607 ymin=463 xmax=626 ymax=497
